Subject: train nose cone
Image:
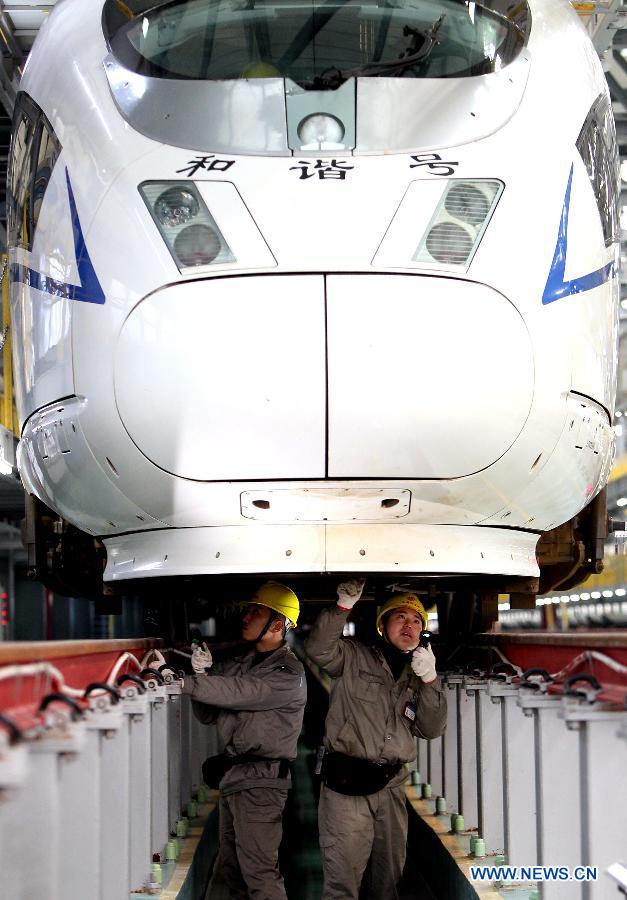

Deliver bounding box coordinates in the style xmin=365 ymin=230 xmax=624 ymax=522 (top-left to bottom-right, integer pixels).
xmin=114 ymin=275 xmax=327 ymax=480
xmin=325 ymin=275 xmax=534 ymax=478
xmin=115 ymin=273 xmax=532 ymax=483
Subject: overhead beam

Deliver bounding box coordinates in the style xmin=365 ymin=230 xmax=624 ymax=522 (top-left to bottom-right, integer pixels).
xmin=0 ymin=6 xmax=25 ymax=66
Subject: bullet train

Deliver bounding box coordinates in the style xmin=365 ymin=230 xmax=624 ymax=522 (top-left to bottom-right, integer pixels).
xmin=7 ymin=0 xmax=620 ymax=623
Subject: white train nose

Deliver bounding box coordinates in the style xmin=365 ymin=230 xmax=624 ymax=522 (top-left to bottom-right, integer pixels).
xmin=114 ymin=275 xmax=327 ymax=480
xmin=114 ymin=274 xmax=533 ymax=482
xmin=326 ymin=275 xmax=534 ymax=478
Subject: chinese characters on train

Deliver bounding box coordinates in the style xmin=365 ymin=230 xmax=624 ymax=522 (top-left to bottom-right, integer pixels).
xmin=175 ymin=152 xmax=460 ymax=181
xmin=287 ymin=154 xmax=459 ymax=181
xmin=289 ymin=159 xmax=355 ymax=180
xmin=177 ymin=155 xmax=236 ymax=176
xmin=409 ymin=153 xmax=459 ymax=176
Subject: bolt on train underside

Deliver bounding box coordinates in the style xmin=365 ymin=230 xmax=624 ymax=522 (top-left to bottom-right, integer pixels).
xmin=7 ymin=0 xmax=621 ymax=621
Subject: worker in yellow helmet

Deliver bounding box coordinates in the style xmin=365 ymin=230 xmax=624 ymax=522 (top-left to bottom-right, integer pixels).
xmin=183 ymin=582 xmax=305 ymax=900
xmin=305 ymin=581 xmax=447 ymax=900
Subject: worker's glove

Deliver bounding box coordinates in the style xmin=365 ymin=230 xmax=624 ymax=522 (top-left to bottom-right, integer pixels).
xmin=411 ymin=645 xmax=437 ymax=683
xmin=336 ymin=578 xmax=366 ymax=610
xmin=191 ymin=643 xmax=213 ymax=674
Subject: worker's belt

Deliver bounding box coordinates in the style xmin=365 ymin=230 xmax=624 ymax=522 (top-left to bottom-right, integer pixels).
xmin=322 ymin=750 xmax=403 ymax=796
xmin=202 ymin=753 xmax=291 ymax=789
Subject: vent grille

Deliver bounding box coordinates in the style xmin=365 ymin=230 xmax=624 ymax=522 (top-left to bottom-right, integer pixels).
xmin=444 ymin=184 xmax=491 ymax=225
xmin=414 ymin=179 xmax=503 ymax=270
xmin=425 ymin=223 xmax=474 ymax=265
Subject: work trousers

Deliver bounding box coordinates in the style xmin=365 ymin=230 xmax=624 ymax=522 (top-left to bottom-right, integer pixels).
xmin=219 ymin=787 xmax=289 ymax=900
xmin=318 ymin=782 xmax=408 ymax=900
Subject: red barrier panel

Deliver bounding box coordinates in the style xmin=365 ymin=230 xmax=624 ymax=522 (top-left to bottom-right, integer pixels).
xmin=0 ymin=639 xmax=164 ymax=731
xmin=484 ymin=632 xmax=627 ymax=706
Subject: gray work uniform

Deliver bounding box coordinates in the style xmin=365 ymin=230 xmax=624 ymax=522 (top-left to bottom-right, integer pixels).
xmin=182 ymin=643 xmax=306 ymax=900
xmin=305 ymin=606 xmax=447 ymax=900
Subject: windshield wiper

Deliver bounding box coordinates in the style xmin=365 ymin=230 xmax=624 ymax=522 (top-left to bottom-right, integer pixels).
xmin=306 ymin=13 xmax=446 ymax=90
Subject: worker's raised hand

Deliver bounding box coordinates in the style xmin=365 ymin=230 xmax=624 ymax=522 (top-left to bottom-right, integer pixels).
xmin=336 ymin=578 xmax=366 ymax=610
xmin=191 ymin=643 xmax=213 ymax=674
xmin=411 ymin=645 xmax=437 ymax=683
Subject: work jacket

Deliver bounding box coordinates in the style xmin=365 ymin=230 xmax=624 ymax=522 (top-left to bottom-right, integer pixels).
xmin=305 ymin=606 xmax=447 ymax=780
xmin=182 ymin=642 xmax=307 ymax=794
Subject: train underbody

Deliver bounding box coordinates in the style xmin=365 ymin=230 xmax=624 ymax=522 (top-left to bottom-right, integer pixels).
xmin=22 ymin=485 xmax=616 ymax=637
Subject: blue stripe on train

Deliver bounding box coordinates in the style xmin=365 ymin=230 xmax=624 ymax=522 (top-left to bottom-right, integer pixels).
xmin=10 ymin=167 xmax=105 ymax=305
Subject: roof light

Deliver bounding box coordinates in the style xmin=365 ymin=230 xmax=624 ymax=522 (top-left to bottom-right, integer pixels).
xmin=297 ymin=113 xmax=345 ymax=150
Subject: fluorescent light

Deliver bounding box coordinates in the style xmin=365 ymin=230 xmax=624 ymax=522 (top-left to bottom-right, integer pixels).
xmin=580 ymin=592 xmax=590 ymax=601
xmin=617 ymin=498 xmax=627 ymax=507
xmin=602 ymin=590 xmax=614 ymax=598
xmin=615 ymin=588 xmax=626 ymax=597
xmin=591 ymin=591 xmax=602 ymax=599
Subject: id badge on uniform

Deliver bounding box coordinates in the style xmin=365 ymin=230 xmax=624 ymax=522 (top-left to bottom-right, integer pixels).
xmin=403 ymin=701 xmax=417 ymax=723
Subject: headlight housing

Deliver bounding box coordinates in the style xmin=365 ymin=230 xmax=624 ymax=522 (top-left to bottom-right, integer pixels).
xmin=140 ymin=181 xmax=235 ymax=271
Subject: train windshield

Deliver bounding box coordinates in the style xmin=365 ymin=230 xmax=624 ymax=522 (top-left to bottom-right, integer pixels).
xmin=103 ymin=0 xmax=529 ymax=86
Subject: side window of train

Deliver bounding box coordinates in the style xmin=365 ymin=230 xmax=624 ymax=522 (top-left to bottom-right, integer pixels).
xmin=576 ymin=95 xmax=620 ymax=247
xmin=32 ymin=120 xmax=62 ymax=232
xmin=7 ymin=96 xmax=37 ymax=250
xmin=7 ymin=93 xmax=61 ymax=251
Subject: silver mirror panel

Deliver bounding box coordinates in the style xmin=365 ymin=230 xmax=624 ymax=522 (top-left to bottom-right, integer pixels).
xmin=103 ymin=55 xmax=289 ymax=156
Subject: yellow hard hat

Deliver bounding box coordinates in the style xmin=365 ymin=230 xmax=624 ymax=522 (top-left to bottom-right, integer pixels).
xmin=240 ymin=61 xmax=281 ymax=78
xmin=250 ymin=581 xmax=300 ymax=625
xmin=376 ymin=593 xmax=428 ymax=635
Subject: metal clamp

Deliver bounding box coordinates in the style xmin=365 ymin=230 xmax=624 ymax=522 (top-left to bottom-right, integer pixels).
xmin=84 ymin=683 xmax=121 ymax=704
xmin=563 ymin=673 xmax=601 ymax=703
xmin=38 ymin=693 xmax=84 ymax=720
xmin=116 ymin=673 xmax=147 ymax=694
xmin=0 ymin=711 xmax=23 ymax=745
xmin=520 ymin=668 xmax=553 ymax=691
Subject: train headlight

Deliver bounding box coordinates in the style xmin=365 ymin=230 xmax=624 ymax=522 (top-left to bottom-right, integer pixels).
xmin=414 ymin=180 xmax=503 ymax=270
xmin=139 ymin=181 xmax=235 ymax=270
xmin=174 ymin=224 xmax=221 ymax=266
xmin=155 ymin=187 xmax=199 ymax=228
